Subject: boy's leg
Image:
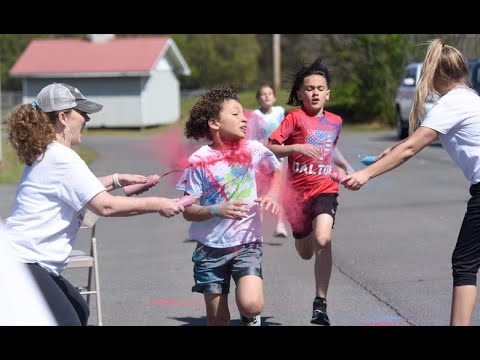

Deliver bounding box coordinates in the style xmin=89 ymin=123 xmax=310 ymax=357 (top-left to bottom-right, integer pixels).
xmin=273 ymin=162 xmax=289 ymax=237
xmin=295 ymin=234 xmax=314 ymax=259
xmin=274 ymin=207 xmax=289 ymax=238
xmin=288 ymin=199 xmax=314 ymax=259
xmin=232 ymin=242 xmax=264 ymax=326
xmin=236 ymin=275 xmax=264 ymax=318
xmin=309 ymin=194 xmax=338 ymax=325
xmin=191 ymin=242 xmax=231 ymax=326
xmin=204 ymin=293 xmax=230 ymax=326
xmin=312 ymin=213 xmax=334 ymax=299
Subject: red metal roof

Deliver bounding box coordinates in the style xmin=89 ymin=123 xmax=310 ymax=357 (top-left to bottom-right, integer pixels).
xmin=10 ymin=36 xmax=170 ymax=76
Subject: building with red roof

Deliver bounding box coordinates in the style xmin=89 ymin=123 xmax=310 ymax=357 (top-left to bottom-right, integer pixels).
xmin=9 ymin=34 xmax=191 ymax=128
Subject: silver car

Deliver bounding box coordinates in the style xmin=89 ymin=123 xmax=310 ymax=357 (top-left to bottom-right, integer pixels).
xmin=395 ymin=63 xmax=436 ymax=139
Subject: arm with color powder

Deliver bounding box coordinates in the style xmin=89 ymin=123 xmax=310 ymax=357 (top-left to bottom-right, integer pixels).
xmin=255 ymin=168 xmax=281 ymax=215
xmin=182 ymin=196 xmax=250 ymax=222
xmin=332 ymin=146 xmax=355 ymax=174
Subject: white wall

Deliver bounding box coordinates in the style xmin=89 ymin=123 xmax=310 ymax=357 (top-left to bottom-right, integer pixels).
xmin=142 ymin=57 xmax=180 ymax=126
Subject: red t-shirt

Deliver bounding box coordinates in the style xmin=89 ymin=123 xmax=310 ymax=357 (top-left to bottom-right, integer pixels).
xmin=268 ymin=108 xmax=343 ymax=200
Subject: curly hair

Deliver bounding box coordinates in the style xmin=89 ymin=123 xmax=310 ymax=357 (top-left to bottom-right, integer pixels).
xmin=8 ymin=104 xmax=57 ymax=166
xmin=287 ymin=57 xmax=330 ymax=106
xmin=185 ymin=84 xmax=240 ymax=141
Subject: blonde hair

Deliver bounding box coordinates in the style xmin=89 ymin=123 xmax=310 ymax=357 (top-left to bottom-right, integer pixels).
xmin=409 ymin=39 xmax=470 ymax=135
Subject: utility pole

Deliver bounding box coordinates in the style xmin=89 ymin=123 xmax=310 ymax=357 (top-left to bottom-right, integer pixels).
xmin=273 ymin=34 xmax=281 ymax=94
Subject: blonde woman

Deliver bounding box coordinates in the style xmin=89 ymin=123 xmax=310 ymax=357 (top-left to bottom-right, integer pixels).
xmin=344 ymin=39 xmax=480 ymax=326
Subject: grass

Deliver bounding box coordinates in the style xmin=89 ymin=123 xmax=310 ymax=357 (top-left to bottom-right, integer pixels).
xmin=0 ymin=141 xmax=25 ymax=184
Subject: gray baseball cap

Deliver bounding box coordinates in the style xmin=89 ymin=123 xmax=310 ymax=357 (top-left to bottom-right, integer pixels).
xmin=36 ymin=83 xmax=103 ymax=114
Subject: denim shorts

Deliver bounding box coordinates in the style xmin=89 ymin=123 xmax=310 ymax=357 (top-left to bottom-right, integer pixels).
xmin=191 ymin=241 xmax=263 ymax=294
xmin=286 ymin=193 xmax=339 ymax=239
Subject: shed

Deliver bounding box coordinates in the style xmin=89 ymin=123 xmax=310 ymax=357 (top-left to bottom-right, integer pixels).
xmin=9 ymin=34 xmax=191 ymax=128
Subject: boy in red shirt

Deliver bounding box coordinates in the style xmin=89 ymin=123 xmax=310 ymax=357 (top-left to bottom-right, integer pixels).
xmin=268 ymin=57 xmax=354 ymax=325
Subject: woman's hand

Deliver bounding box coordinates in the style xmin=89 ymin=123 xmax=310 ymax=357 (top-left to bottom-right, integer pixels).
xmin=157 ymin=198 xmax=185 ymax=218
xmin=119 ymin=174 xmax=148 ymax=187
xmin=343 ymin=170 xmax=371 ymax=191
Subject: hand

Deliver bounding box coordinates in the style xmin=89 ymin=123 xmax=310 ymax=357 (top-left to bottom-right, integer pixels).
xmin=119 ymin=174 xmax=148 ymax=187
xmin=123 ymin=174 xmax=160 ymax=196
xmin=215 ymin=200 xmax=250 ymax=220
xmin=157 ymin=198 xmax=185 ymax=218
xmin=342 ymin=170 xmax=371 ymax=191
xmin=254 ymin=194 xmax=279 ymax=215
xmin=294 ymin=144 xmax=322 ymax=161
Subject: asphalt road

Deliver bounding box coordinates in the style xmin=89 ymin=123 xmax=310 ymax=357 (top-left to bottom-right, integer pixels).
xmin=1 ymin=127 xmax=479 ymax=326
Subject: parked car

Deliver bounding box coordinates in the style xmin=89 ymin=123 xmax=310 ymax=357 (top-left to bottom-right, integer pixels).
xmin=395 ymin=59 xmax=480 ymax=139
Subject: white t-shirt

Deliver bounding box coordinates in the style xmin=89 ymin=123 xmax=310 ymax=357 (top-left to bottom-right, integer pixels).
xmin=176 ymin=140 xmax=280 ymax=248
xmin=2 ymin=141 xmax=106 ymax=275
xmin=421 ymin=87 xmax=480 ymax=184
xmin=0 ymin=237 xmax=56 ymax=325
xmin=249 ymin=106 xmax=285 ymax=141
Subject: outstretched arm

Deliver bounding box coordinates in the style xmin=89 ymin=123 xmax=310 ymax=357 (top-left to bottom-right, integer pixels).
xmin=86 ymin=191 xmax=184 ymax=218
xmin=332 ymin=146 xmax=355 ymax=174
xmin=182 ymin=194 xmax=250 ymax=222
xmin=343 ymin=126 xmax=439 ymax=190
xmin=375 ymin=137 xmax=412 ymax=161
xmin=97 ymin=173 xmax=148 ymax=192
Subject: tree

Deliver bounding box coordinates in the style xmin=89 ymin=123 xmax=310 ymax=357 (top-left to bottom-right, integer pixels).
xmin=172 ymin=34 xmax=260 ymax=89
xmin=0 ymin=34 xmax=84 ymax=90
xmin=325 ymin=34 xmax=410 ymax=124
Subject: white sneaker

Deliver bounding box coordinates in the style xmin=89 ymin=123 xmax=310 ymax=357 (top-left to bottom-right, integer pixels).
xmin=273 ymin=222 xmax=288 ymax=238
xmin=240 ymin=315 xmax=261 ymax=326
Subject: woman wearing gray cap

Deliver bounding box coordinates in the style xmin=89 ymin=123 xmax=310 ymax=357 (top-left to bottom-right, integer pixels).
xmin=2 ymin=83 xmax=185 ymax=326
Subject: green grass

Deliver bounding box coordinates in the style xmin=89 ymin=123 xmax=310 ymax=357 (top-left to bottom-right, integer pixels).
xmin=0 ymin=141 xmax=25 ymax=184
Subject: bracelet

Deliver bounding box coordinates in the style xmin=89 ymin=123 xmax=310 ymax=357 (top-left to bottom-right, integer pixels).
xmin=112 ymin=173 xmax=122 ymax=189
xmin=209 ymin=204 xmax=220 ymax=217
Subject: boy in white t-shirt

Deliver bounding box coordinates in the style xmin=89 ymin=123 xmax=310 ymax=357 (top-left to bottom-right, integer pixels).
xmin=176 ymin=84 xmax=281 ymax=326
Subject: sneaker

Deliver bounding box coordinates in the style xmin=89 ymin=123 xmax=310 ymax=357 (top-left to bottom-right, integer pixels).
xmin=273 ymin=222 xmax=288 ymax=238
xmin=311 ymin=298 xmax=330 ymax=326
xmin=240 ymin=314 xmax=261 ymax=326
